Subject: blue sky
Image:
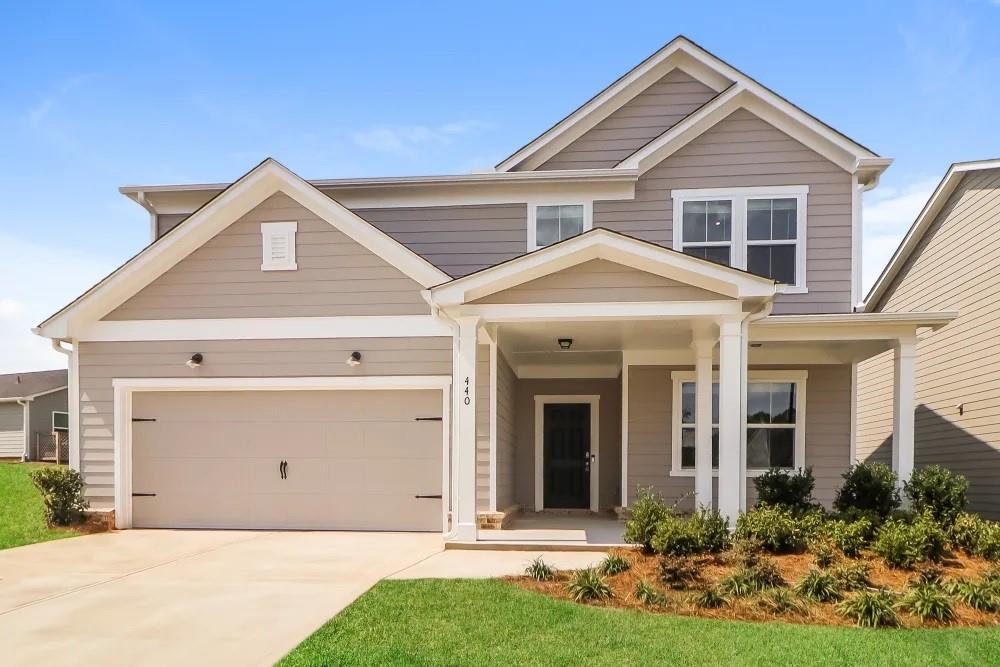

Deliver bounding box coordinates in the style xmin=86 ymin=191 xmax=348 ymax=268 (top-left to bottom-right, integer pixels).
xmin=1 ymin=1 xmax=999 ymax=372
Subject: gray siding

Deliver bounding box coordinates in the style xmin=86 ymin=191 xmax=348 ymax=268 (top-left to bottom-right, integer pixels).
xmin=626 ymin=364 xmax=851 ymax=511
xmin=156 ymin=213 xmax=188 ymax=238
xmin=538 ymin=69 xmax=719 ymax=170
xmin=0 ymin=402 xmax=24 ymax=458
xmin=496 ymin=352 xmax=517 ymax=509
xmin=476 ymin=344 xmax=490 ymax=511
xmin=594 ymin=108 xmax=854 ymax=315
xmin=108 ymin=193 xmax=429 ymax=320
xmin=27 ymin=388 xmax=68 ymax=459
xmin=77 ymin=338 xmax=452 ymax=510
xmin=858 ymin=168 xmax=1000 ymax=519
xmin=354 ymin=204 xmax=527 ymax=278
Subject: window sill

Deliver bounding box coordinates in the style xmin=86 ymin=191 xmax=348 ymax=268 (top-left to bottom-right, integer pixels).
xmin=775 ymin=285 xmax=808 ymax=295
xmin=669 ymin=467 xmax=797 ymax=478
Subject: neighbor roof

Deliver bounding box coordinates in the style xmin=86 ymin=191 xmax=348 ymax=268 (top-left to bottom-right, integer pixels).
xmin=0 ymin=369 xmax=67 ymax=400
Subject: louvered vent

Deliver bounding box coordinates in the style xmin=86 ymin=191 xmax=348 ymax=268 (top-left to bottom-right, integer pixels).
xmin=260 ymin=221 xmax=298 ymax=271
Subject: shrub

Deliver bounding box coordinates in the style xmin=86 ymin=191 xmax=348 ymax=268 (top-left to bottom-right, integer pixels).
xmin=525 ymin=557 xmax=554 ymax=581
xmin=635 ymin=579 xmax=668 ymax=607
xmin=795 ymin=569 xmax=841 ymax=602
xmin=719 ymin=571 xmax=756 ymax=597
xmin=30 ymin=466 xmax=88 ymax=526
xmin=735 ymin=505 xmax=819 ymax=553
xmin=872 ymin=512 xmax=947 ymax=568
xmin=566 ymin=568 xmax=612 ymax=602
xmin=623 ymin=487 xmax=672 ymax=553
xmin=650 ymin=509 xmax=729 ymax=557
xmin=949 ymin=512 xmax=985 ymax=553
xmin=658 ymin=556 xmax=700 ymax=590
xmin=809 ymin=535 xmax=838 ymax=569
xmin=745 ymin=557 xmax=785 ymax=590
xmin=904 ymin=465 xmax=969 ymax=524
xmin=691 ymin=587 xmax=727 ymax=609
xmin=825 ymin=518 xmax=874 ymax=558
xmin=599 ymin=553 xmax=631 ymax=576
xmin=689 ymin=508 xmax=730 ymax=553
xmin=899 ymin=583 xmax=956 ymax=623
xmin=833 ymin=463 xmax=900 ymax=519
xmin=973 ymin=522 xmax=1000 ymax=561
xmin=837 ymin=590 xmax=900 ymax=628
xmin=754 ymin=467 xmax=816 ymax=512
xmin=762 ymin=588 xmax=805 ymax=615
xmin=832 ymin=562 xmax=872 ymax=591
xmin=948 ymin=580 xmax=999 ymax=612
xmin=912 ymin=565 xmax=945 ymax=587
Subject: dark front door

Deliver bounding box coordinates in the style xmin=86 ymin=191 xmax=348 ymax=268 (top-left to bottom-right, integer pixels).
xmin=543 ymin=403 xmax=591 ymax=509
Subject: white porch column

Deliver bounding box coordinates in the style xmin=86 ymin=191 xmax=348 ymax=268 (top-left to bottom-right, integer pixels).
xmin=453 ymin=316 xmax=481 ymax=541
xmin=892 ymin=335 xmax=917 ymax=490
xmin=717 ymin=319 xmax=744 ymax=524
xmin=692 ymin=337 xmax=715 ymax=510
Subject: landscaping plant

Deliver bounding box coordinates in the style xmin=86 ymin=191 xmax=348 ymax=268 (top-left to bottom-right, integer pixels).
xmin=872 ymin=512 xmax=947 ymax=569
xmin=600 ymin=552 xmax=631 ymax=576
xmin=949 ymin=512 xmax=986 ymax=553
xmin=658 ymin=555 xmax=700 ymax=590
xmin=837 ymin=590 xmax=900 ymax=628
xmin=824 ymin=517 xmax=873 ymax=558
xmin=763 ymin=588 xmax=805 ymax=615
xmin=691 ymin=587 xmax=727 ymax=609
xmin=635 ymin=579 xmax=668 ymax=607
xmin=795 ymin=568 xmax=841 ymax=602
xmin=525 ymin=557 xmax=555 ymax=581
xmin=623 ymin=487 xmax=672 ymax=553
xmin=651 ymin=508 xmax=729 ymax=557
xmin=566 ymin=568 xmax=612 ymax=602
xmin=833 ymin=463 xmax=900 ymax=519
xmin=904 ymin=465 xmax=969 ymax=523
xmin=754 ymin=467 xmax=816 ymax=512
xmin=29 ymin=466 xmax=88 ymax=526
xmin=973 ymin=522 xmax=1000 ymax=561
xmin=832 ymin=562 xmax=872 ymax=591
xmin=735 ymin=505 xmax=819 ymax=553
xmin=947 ymin=580 xmax=999 ymax=612
xmin=809 ymin=535 xmax=838 ymax=569
xmin=899 ymin=583 xmax=956 ymax=623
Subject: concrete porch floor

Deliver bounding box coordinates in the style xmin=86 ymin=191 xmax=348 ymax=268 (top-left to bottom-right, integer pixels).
xmin=469 ymin=513 xmax=627 ymax=550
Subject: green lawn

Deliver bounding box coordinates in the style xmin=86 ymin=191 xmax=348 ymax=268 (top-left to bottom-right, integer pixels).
xmin=0 ymin=462 xmax=80 ymax=550
xmin=280 ymin=579 xmax=1000 ymax=667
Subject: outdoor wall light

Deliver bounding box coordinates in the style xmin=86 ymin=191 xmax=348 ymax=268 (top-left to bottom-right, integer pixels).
xmin=185 ymin=353 xmax=203 ymax=369
xmin=558 ymin=338 xmax=573 ymax=350
xmin=346 ymin=351 xmax=363 ymax=367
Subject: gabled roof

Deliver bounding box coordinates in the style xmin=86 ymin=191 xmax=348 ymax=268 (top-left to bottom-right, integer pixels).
xmin=495 ymin=36 xmax=888 ymax=185
xmin=428 ymin=227 xmax=776 ymax=306
xmin=36 ymin=159 xmax=451 ymax=339
xmin=0 ymin=369 xmax=67 ymax=400
xmin=864 ymin=158 xmax=1000 ymax=311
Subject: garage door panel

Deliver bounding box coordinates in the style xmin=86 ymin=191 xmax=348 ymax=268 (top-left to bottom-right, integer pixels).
xmin=131 ymin=389 xmax=443 ymax=531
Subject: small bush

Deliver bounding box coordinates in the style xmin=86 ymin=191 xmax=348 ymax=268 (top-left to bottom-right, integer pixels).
xmin=650 ymin=509 xmax=729 ymax=557
xmin=948 ymin=580 xmax=999 ymax=612
xmin=973 ymin=522 xmax=1000 ymax=561
xmin=635 ymin=579 xmax=668 ymax=607
xmin=525 ymin=557 xmax=554 ymax=581
xmin=833 ymin=463 xmax=900 ymax=519
xmin=949 ymin=512 xmax=985 ymax=553
xmin=762 ymin=588 xmax=805 ymax=615
xmin=599 ymin=553 xmax=631 ymax=576
xmin=825 ymin=518 xmax=874 ymax=558
xmin=658 ymin=555 xmax=700 ymax=590
xmin=735 ymin=505 xmax=818 ymax=554
xmin=795 ymin=568 xmax=841 ymax=602
xmin=899 ymin=583 xmax=956 ymax=624
xmin=691 ymin=587 xmax=727 ymax=609
xmin=912 ymin=565 xmax=945 ymax=587
xmin=689 ymin=508 xmax=731 ymax=553
xmin=623 ymin=487 xmax=672 ymax=553
xmin=832 ymin=562 xmax=872 ymax=591
xmin=720 ymin=571 xmax=756 ymax=597
xmin=722 ymin=557 xmax=785 ymax=596
xmin=872 ymin=512 xmax=947 ymax=569
xmin=30 ymin=466 xmax=88 ymax=526
xmin=566 ymin=568 xmax=612 ymax=602
xmin=754 ymin=467 xmax=816 ymax=512
xmin=837 ymin=590 xmax=900 ymax=628
xmin=904 ymin=465 xmax=969 ymax=524
xmin=809 ymin=535 xmax=838 ymax=569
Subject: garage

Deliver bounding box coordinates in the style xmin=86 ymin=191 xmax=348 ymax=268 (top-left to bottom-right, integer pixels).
xmin=129 ymin=389 xmax=444 ymax=531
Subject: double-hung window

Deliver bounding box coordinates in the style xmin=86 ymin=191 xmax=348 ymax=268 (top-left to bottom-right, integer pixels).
xmin=528 ymin=203 xmax=591 ymax=250
xmin=671 ymin=370 xmax=807 ymax=476
xmin=673 ymin=186 xmax=807 ymax=291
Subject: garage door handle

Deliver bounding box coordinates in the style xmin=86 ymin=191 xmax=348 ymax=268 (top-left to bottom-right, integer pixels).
xmin=279 ymin=460 xmax=287 ymax=479
xmin=414 ymin=494 xmax=442 ymax=499
xmin=415 ymin=417 xmax=442 ymax=421
xmin=132 ymin=493 xmax=156 ymax=497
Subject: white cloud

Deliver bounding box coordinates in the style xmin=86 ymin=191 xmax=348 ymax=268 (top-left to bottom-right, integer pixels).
xmin=0 ymin=233 xmax=116 ymax=373
xmin=351 ymin=120 xmax=491 ymax=156
xmin=861 ymin=177 xmax=939 ymax=293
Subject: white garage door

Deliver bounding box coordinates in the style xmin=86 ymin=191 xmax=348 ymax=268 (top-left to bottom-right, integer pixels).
xmin=130 ymin=389 xmax=443 ymax=531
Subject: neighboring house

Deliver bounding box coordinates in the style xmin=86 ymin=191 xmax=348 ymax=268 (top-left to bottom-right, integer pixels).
xmin=0 ymin=370 xmax=69 ymax=460
xmin=858 ymin=159 xmax=1000 ymax=520
xmin=34 ymin=36 xmax=954 ymax=541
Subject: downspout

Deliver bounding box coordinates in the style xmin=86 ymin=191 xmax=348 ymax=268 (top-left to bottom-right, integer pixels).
xmin=50 ymin=339 xmax=78 ymax=470
xmin=739 ymin=300 xmax=774 ymax=512
xmin=17 ymin=399 xmax=30 ymax=462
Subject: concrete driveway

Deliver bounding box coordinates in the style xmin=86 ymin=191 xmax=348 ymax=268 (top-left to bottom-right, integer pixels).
xmin=0 ymin=529 xmax=442 ymax=666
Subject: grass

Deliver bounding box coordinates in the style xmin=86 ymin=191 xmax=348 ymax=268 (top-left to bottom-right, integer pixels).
xmin=0 ymin=462 xmax=80 ymax=550
xmin=279 ymin=579 xmax=1000 ymax=667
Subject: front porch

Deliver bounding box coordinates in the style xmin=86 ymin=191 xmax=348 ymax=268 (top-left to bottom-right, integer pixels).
xmin=467 ymin=513 xmax=627 ymax=550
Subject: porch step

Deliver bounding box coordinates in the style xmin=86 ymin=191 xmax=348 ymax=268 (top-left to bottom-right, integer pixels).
xmin=445 ymin=540 xmax=627 ymax=552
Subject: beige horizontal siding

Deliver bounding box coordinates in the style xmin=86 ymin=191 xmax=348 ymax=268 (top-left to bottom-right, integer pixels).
xmin=496 ymin=352 xmax=517 ymax=509
xmin=108 ymin=193 xmax=429 ymax=320
xmin=594 ymin=108 xmax=854 ymax=315
xmin=156 ymin=213 xmax=188 ymax=238
xmin=537 ymin=69 xmax=718 ymax=170
xmin=471 ymin=259 xmax=727 ymax=304
xmin=77 ymin=337 xmax=452 ymax=510
xmin=858 ymin=168 xmax=1000 ymax=518
xmin=476 ymin=344 xmax=490 ymax=511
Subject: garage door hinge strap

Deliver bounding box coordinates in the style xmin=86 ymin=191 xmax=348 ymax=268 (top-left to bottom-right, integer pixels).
xmin=414 ymin=417 xmax=443 ymax=421
xmin=131 ymin=417 xmax=156 ymax=422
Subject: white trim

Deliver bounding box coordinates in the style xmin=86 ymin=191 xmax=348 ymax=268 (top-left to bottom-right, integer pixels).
xmin=850 ymin=361 xmax=858 ymax=463
xmin=672 ymin=185 xmax=808 ymax=292
xmin=112 ymin=375 xmax=452 ymax=530
xmin=850 ymin=174 xmax=862 ymax=308
xmin=751 ymin=311 xmax=956 ymax=342
xmin=73 ymin=315 xmax=451 ymax=342
xmin=52 ymin=410 xmax=69 ymax=432
xmin=526 ymin=200 xmax=593 ymax=252
xmin=69 ymin=343 xmax=80 ymax=470
xmin=456 ymin=301 xmax=744 ymax=323
xmin=533 ymin=394 xmax=600 ymax=513
xmin=260 ymin=221 xmax=297 ymax=271
xmin=19 ymin=399 xmax=30 ymax=460
xmin=488 ymin=329 xmax=498 ymax=513
xmin=620 ymin=363 xmax=629 ymax=507
xmin=669 ymin=370 xmax=807 ymax=477
xmin=514 ymin=362 xmax=621 ymax=380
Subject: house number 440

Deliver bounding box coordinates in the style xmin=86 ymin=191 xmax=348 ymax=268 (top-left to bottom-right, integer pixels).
xmin=464 ymin=377 xmax=471 ymax=405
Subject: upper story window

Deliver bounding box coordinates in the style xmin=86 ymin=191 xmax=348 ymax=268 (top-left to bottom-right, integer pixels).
xmin=673 ymin=186 xmax=807 ymax=292
xmin=528 ymin=203 xmax=591 ymax=250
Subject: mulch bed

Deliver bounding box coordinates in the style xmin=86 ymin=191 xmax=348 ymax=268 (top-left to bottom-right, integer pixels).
xmin=508 ymin=549 xmax=1000 ymax=628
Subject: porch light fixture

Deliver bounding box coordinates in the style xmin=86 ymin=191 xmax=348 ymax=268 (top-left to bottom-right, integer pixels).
xmin=558 ymin=338 xmax=573 ymax=350
xmin=346 ymin=351 xmax=362 ymax=367
xmin=185 ymin=353 xmax=203 ymax=369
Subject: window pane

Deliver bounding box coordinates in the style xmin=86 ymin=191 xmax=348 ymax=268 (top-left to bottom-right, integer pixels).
xmin=559 ymin=205 xmax=584 ymax=239
xmin=711 ymin=383 xmax=719 ymax=423
xmin=747 ymin=384 xmax=771 ymax=424
xmin=770 ymin=383 xmax=796 ymax=424
xmin=684 ymin=245 xmax=731 ymax=267
xmin=706 ymin=201 xmax=732 ymax=242
xmin=769 ymin=429 xmax=795 ymax=467
xmin=682 ymin=201 xmax=708 ymax=242
xmin=771 ymin=199 xmax=797 ymax=240
xmin=747 ymin=382 xmax=797 ymax=424
xmin=536 ymin=206 xmax=559 ymax=247
xmin=747 ymin=245 xmax=796 ymax=284
xmin=747 ymin=199 xmax=772 ymax=241
xmin=681 ymin=428 xmax=695 ymax=468
xmin=712 ymin=427 xmax=720 ymax=467
xmin=747 ymin=428 xmax=771 ymax=468
xmin=681 ymin=382 xmax=695 ymax=423
xmin=52 ymin=412 xmax=69 ymax=430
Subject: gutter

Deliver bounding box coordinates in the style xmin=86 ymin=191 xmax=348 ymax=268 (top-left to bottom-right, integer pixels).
xmin=17 ymin=399 xmax=30 ymax=461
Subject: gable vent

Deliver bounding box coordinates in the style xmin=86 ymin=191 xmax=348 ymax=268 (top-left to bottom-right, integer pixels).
xmin=261 ymin=221 xmax=298 ymax=271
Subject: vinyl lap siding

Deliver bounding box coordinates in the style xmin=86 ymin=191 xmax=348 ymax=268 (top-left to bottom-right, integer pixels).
xmin=107 ymin=193 xmax=429 ymax=320
xmin=77 ymin=338 xmax=452 ymax=510
xmin=594 ymin=108 xmax=854 ymax=315
xmin=857 ymin=169 xmax=1000 ymax=519
xmin=537 ymin=69 xmax=719 ymax=170
xmin=496 ymin=352 xmax=517 ymax=509
xmin=476 ymin=344 xmax=490 ymax=511
xmin=0 ymin=402 xmax=24 ymax=458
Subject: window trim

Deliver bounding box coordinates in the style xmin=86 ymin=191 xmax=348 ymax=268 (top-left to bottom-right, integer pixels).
xmin=527 ymin=200 xmax=593 ymax=251
xmin=669 ymin=369 xmax=807 ymax=477
xmin=671 ymin=185 xmax=808 ymax=293
xmin=52 ymin=411 xmax=69 ymax=432
xmin=260 ymin=221 xmax=298 ymax=271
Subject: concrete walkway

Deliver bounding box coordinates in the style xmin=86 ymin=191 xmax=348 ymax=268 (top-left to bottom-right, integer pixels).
xmin=0 ymin=530 xmax=442 ymax=667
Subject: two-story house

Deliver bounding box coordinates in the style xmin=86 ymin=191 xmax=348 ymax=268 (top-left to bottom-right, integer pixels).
xmin=34 ymin=36 xmax=954 ymax=543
